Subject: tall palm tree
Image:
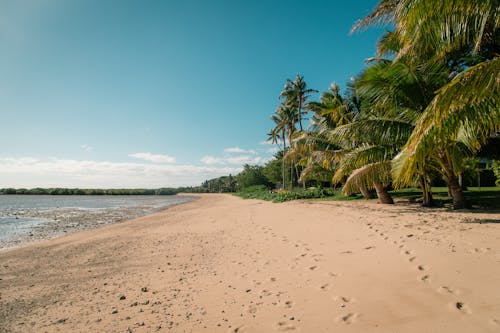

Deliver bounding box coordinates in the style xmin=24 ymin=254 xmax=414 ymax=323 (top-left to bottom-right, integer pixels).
xmin=269 ymin=103 xmax=299 ymax=189
xmin=267 ymin=126 xmax=285 ymax=190
xmin=280 ymin=74 xmax=318 ymax=131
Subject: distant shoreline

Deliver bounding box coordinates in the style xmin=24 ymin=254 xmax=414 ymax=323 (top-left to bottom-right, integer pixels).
xmin=0 ymin=188 xmax=180 ymax=195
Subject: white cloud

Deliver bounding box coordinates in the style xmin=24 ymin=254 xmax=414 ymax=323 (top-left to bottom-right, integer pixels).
xmin=0 ymin=157 xmax=241 ymax=188
xmin=226 ymin=155 xmax=268 ymax=165
xmin=267 ymin=147 xmax=279 ymax=154
xmin=128 ymin=152 xmax=175 ymax=164
xmin=223 ymin=147 xmax=256 ymax=154
xmin=200 ymin=156 xmax=225 ymax=165
xmin=80 ymin=144 xmax=93 ymax=152
xmin=201 ymin=154 xmax=270 ymax=166
xmin=259 ymin=139 xmax=283 ymax=146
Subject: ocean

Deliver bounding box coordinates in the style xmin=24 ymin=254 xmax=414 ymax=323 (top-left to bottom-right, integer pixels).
xmin=0 ymin=195 xmax=194 ymax=248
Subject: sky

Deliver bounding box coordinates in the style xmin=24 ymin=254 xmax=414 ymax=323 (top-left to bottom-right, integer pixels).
xmin=0 ymin=0 xmax=384 ymax=188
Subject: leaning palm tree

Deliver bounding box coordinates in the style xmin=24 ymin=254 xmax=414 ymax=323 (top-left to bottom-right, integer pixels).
xmin=353 ymin=0 xmax=499 ymax=208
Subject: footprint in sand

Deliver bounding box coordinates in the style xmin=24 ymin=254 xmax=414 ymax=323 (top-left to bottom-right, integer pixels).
xmin=309 ymin=265 xmax=318 ymax=271
xmin=420 ymin=275 xmax=430 ymax=283
xmin=319 ymin=283 xmax=330 ymax=291
xmin=453 ymin=301 xmax=471 ymax=314
xmin=337 ymin=312 xmax=357 ymax=324
xmin=231 ymin=325 xmax=247 ymax=333
xmin=284 ymin=300 xmax=294 ymax=308
xmin=333 ymin=296 xmax=353 ymax=307
xmin=438 ymin=286 xmax=457 ymax=294
xmin=490 ymin=318 xmax=500 ymax=326
xmin=417 ymin=265 xmax=427 ymax=271
xmin=364 ymin=246 xmax=375 ymax=250
xmin=275 ymin=321 xmax=296 ymax=331
xmin=247 ymin=305 xmax=258 ymax=314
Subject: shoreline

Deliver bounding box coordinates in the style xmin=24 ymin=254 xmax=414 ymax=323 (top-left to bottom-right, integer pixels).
xmin=0 ymin=195 xmax=196 ymax=251
xmin=1 ymin=194 xmax=499 ymax=332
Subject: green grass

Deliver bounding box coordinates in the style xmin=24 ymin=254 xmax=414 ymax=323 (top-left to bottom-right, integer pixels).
xmin=234 ymin=187 xmax=346 ymax=203
xmin=388 ymin=187 xmax=500 ymax=209
xmin=235 ymin=186 xmax=500 ymax=209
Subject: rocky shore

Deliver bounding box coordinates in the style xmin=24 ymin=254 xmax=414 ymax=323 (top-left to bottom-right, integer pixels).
xmin=0 ymin=196 xmax=195 ymax=249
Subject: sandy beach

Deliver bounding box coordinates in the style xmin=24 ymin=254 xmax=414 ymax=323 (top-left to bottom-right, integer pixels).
xmin=1 ymin=194 xmax=499 ymax=332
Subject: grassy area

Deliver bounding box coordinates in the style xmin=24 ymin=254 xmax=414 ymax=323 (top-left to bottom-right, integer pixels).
xmin=234 ymin=187 xmax=359 ymax=203
xmin=235 ymin=186 xmax=500 ymax=209
xmin=388 ymin=187 xmax=500 ymax=209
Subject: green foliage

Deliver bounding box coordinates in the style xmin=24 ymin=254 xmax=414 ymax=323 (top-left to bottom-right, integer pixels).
xmin=0 ymin=188 xmax=179 ymax=195
xmin=235 ymin=188 xmax=341 ymax=203
xmin=236 ymin=165 xmax=271 ymax=190
xmin=488 ymin=160 xmax=500 ymax=186
xmin=196 ymin=174 xmax=237 ymax=193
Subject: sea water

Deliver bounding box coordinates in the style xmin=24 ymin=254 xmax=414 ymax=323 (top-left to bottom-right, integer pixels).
xmin=0 ymin=195 xmax=194 ymax=247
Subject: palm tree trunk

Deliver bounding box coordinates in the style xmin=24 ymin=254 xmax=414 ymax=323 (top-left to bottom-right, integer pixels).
xmin=298 ymin=99 xmax=303 ymax=131
xmin=281 ymin=130 xmax=286 ymax=190
xmin=294 ymin=161 xmax=300 ymax=189
xmin=373 ymin=182 xmax=394 ymax=204
xmin=439 ymin=153 xmax=466 ymax=209
xmin=447 ymin=173 xmax=466 ymax=209
xmin=420 ymin=176 xmax=434 ymax=207
xmin=359 ymin=186 xmax=373 ymax=199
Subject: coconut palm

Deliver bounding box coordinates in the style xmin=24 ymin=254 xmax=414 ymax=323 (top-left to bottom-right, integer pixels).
xmin=353 ymin=0 xmax=500 ymax=208
xmin=280 ymin=74 xmax=318 ymax=131
xmin=269 ymin=103 xmax=300 ymax=189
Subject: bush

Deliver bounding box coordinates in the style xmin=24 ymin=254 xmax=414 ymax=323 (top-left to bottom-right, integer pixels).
xmin=235 ymin=187 xmax=339 ymax=202
xmin=488 ymin=160 xmax=500 ymax=186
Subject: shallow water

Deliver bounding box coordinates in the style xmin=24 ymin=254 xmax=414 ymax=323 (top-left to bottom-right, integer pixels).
xmin=0 ymin=195 xmax=194 ymax=248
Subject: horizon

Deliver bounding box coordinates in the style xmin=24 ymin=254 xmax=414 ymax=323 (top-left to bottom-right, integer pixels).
xmin=0 ymin=0 xmax=384 ymax=188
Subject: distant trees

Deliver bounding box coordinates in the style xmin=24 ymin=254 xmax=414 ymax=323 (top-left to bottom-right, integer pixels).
xmin=0 ymin=188 xmax=179 ymax=195
xmin=236 ymin=165 xmax=270 ymax=191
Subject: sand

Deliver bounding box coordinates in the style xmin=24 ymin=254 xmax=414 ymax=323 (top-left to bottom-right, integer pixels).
xmin=0 ymin=194 xmax=499 ymax=332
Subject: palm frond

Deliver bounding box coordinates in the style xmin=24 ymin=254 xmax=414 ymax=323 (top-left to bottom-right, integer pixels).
xmin=342 ymin=161 xmax=392 ymax=195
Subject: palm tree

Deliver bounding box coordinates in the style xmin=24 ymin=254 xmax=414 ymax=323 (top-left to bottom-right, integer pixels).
xmin=307 ymin=83 xmax=356 ymax=128
xmin=353 ymin=0 xmax=499 ymax=208
xmin=280 ymin=74 xmax=318 ymax=131
xmin=269 ymin=103 xmax=299 ymax=189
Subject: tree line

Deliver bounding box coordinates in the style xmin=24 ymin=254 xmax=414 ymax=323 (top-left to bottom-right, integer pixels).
xmin=199 ymin=0 xmax=500 ymax=209
xmin=0 ymin=188 xmax=179 ymax=195
xmin=264 ymin=0 xmax=499 ymax=209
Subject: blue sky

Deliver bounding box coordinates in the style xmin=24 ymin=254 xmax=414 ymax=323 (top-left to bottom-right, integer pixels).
xmin=0 ymin=0 xmax=384 ymax=188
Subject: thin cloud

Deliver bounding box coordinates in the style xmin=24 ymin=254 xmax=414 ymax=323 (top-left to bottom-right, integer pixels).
xmin=0 ymin=157 xmax=241 ymax=188
xmin=129 ymin=152 xmax=175 ymax=164
xmin=259 ymin=139 xmax=282 ymax=146
xmin=200 ymin=156 xmax=225 ymax=165
xmin=201 ymin=155 xmax=269 ymax=166
xmin=226 ymin=155 xmax=268 ymax=165
xmin=80 ymin=144 xmax=93 ymax=152
xmin=267 ymin=147 xmax=279 ymax=154
xmin=223 ymin=147 xmax=256 ymax=154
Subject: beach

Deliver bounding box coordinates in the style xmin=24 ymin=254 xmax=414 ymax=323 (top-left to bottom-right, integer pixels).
xmin=1 ymin=194 xmax=499 ymax=332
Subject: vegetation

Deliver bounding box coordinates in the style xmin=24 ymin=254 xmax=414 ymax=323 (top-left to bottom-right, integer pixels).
xmin=0 ymin=188 xmax=179 ymax=195
xmin=253 ymin=0 xmax=499 ymax=209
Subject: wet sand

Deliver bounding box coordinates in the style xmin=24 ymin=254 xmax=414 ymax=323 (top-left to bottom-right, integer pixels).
xmin=0 ymin=194 xmax=499 ymax=332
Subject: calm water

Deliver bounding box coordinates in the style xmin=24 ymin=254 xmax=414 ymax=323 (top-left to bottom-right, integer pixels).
xmin=0 ymin=195 xmax=194 ymax=245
